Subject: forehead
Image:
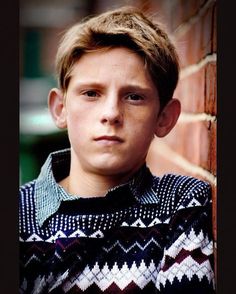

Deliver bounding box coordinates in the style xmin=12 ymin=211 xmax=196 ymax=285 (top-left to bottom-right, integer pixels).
xmin=68 ymin=47 xmax=157 ymax=92
xmin=74 ymin=47 xmax=144 ymax=70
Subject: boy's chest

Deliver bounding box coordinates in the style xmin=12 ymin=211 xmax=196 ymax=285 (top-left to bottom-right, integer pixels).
xmin=20 ymin=224 xmax=169 ymax=293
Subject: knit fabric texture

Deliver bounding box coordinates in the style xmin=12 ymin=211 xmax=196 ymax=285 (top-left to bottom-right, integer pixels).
xmin=19 ymin=149 xmax=215 ymax=293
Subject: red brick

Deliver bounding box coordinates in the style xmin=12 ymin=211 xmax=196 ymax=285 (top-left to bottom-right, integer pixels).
xmin=158 ymin=120 xmax=214 ymax=171
xmin=167 ymin=0 xmax=183 ymax=31
xmin=173 ymin=62 xmax=216 ymax=115
xmin=147 ymin=136 xmax=216 ymax=183
xmin=150 ymin=0 xmax=173 ymax=32
xmin=147 ymin=138 xmax=203 ymax=177
xmin=175 ymin=4 xmax=214 ymax=67
xmin=150 ymin=0 xmax=210 ymax=32
xmin=175 ymin=20 xmax=202 ymax=68
xmin=174 ymin=66 xmax=205 ymax=113
xmin=208 ymin=120 xmax=216 ymax=176
xmin=171 ymin=0 xmax=205 ymax=29
xmin=169 ymin=123 xmax=188 ymax=157
xmin=201 ymin=4 xmax=213 ymax=57
xmin=160 ymin=122 xmax=186 ymax=157
xmin=199 ymin=121 xmax=212 ymax=170
xmin=205 ymin=62 xmax=217 ymax=115
xmin=138 ymin=0 xmax=152 ymax=12
xmin=212 ymin=3 xmax=217 ymax=52
xmin=146 ymin=146 xmax=188 ymax=177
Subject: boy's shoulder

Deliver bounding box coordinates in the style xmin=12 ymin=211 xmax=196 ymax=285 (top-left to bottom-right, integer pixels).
xmin=151 ymin=173 xmax=212 ymax=216
xmin=19 ymin=180 xmax=36 ymax=203
xmin=19 ymin=179 xmax=36 ymax=193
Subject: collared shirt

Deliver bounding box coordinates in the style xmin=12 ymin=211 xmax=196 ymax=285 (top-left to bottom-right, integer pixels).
xmin=19 ymin=149 xmax=215 ymax=293
xmin=34 ymin=148 xmax=162 ymax=226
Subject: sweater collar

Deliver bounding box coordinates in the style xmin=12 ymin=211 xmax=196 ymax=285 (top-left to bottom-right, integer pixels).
xmin=35 ymin=148 xmax=158 ymax=226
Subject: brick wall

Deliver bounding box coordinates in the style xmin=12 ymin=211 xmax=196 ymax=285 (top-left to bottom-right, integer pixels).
xmin=144 ymin=0 xmax=217 ymax=263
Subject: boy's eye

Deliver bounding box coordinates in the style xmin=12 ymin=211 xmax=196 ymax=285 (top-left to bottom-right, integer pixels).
xmin=83 ymin=90 xmax=98 ymax=97
xmin=126 ymin=93 xmax=144 ymax=102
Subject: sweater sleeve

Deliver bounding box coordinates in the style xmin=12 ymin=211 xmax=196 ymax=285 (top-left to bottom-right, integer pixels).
xmin=155 ymin=180 xmax=215 ymax=293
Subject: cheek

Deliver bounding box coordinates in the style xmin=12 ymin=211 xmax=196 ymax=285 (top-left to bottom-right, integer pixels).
xmin=66 ymin=111 xmax=90 ymax=140
xmin=128 ymin=111 xmax=158 ymax=135
xmin=126 ymin=122 xmax=156 ymax=153
xmin=66 ymin=103 xmax=91 ymax=123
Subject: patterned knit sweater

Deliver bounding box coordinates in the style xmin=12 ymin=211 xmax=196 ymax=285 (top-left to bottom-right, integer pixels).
xmin=19 ymin=149 xmax=215 ymax=293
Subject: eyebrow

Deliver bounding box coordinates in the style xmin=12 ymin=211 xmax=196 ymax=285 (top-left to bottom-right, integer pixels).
xmin=71 ymin=81 xmax=156 ymax=94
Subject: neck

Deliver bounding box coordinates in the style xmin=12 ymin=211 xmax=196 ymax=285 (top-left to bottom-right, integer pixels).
xmin=59 ymin=155 xmax=138 ymax=198
xmin=60 ymin=172 xmax=129 ymax=198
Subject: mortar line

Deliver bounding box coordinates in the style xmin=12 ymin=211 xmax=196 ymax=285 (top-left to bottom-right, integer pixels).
xmin=180 ymin=53 xmax=216 ymax=79
xmin=152 ymin=141 xmax=217 ymax=186
xmin=178 ymin=112 xmax=216 ymax=123
xmin=174 ymin=0 xmax=216 ymax=38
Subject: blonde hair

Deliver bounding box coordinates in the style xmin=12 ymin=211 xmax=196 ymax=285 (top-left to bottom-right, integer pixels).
xmin=56 ymin=6 xmax=179 ymax=107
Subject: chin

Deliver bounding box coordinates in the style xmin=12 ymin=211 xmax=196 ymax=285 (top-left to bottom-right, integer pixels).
xmin=91 ymin=161 xmax=132 ymax=176
xmin=95 ymin=166 xmax=126 ymax=176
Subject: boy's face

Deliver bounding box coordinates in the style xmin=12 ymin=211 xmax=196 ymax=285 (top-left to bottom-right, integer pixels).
xmin=54 ymin=47 xmax=165 ymax=177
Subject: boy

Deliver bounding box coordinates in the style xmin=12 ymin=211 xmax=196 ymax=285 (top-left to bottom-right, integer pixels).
xmin=19 ymin=6 xmax=215 ymax=293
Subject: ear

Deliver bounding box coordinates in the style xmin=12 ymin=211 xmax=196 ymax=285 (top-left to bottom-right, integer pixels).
xmin=48 ymin=88 xmax=67 ymax=129
xmin=155 ymin=98 xmax=181 ymax=137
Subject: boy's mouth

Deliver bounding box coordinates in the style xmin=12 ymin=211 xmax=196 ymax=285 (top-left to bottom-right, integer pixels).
xmin=94 ymin=135 xmax=124 ymax=144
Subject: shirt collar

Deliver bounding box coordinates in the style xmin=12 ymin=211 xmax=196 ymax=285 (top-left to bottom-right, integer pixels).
xmin=35 ymin=148 xmax=157 ymax=227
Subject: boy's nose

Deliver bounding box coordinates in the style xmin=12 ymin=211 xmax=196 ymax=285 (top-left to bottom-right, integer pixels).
xmin=100 ymin=96 xmax=123 ymax=125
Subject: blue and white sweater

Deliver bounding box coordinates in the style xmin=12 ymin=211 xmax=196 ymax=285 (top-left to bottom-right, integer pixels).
xmin=19 ymin=149 xmax=215 ymax=293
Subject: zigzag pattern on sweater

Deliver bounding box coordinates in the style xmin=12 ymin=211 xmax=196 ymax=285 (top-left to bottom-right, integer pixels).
xmin=19 ymin=153 xmax=215 ymax=293
xmin=62 ymin=260 xmax=159 ymax=292
xmin=156 ymin=256 xmax=215 ymax=290
xmin=20 ymin=224 xmax=214 ymax=292
xmin=37 ymin=246 xmax=214 ymax=293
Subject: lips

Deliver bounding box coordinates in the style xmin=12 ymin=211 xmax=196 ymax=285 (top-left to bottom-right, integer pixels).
xmin=94 ymin=135 xmax=124 ymax=143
